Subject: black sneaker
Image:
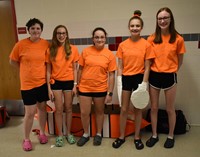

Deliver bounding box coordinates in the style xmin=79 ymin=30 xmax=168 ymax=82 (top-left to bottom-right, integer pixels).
xmin=146 ymin=136 xmax=159 ymax=147
xmin=164 ymin=138 xmax=175 ymax=148
xmin=77 ymin=136 xmax=89 ymax=146
xmin=134 ymin=139 xmax=144 ymax=150
xmin=93 ymin=135 xmax=102 ymax=146
xmin=112 ymin=138 xmax=125 ymax=148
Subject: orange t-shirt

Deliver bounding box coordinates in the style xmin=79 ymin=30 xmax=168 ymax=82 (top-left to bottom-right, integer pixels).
xmin=147 ymin=34 xmax=186 ymax=73
xmin=46 ymin=44 xmax=79 ymax=81
xmin=116 ymin=38 xmax=155 ymax=76
xmin=9 ymin=38 xmax=49 ymax=90
xmin=78 ymin=46 xmax=117 ymax=92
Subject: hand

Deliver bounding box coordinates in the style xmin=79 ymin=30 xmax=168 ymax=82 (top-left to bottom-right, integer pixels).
xmin=105 ymin=94 xmax=112 ymax=104
xmin=48 ymin=90 xmax=55 ymax=102
xmin=130 ymin=82 xmax=149 ymax=109
xmin=137 ymin=82 xmax=148 ymax=91
xmin=117 ymin=76 xmax=122 ymax=106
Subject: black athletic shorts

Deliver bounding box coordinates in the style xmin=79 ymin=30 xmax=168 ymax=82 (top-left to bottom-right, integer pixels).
xmin=51 ymin=80 xmax=74 ymax=91
xmin=149 ymin=71 xmax=177 ymax=90
xmin=21 ymin=83 xmax=49 ymax=105
xmin=122 ymin=74 xmax=143 ymax=91
xmin=78 ymin=91 xmax=107 ymax=97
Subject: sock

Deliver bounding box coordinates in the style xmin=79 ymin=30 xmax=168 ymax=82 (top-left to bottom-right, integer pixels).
xmin=96 ymin=133 xmax=101 ymax=137
xmin=152 ymin=135 xmax=157 ymax=138
xmin=167 ymin=135 xmax=174 ymax=139
xmin=83 ymin=133 xmax=89 ymax=138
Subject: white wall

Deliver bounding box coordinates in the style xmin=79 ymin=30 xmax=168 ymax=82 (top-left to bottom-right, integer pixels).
xmin=14 ymin=0 xmax=200 ymax=125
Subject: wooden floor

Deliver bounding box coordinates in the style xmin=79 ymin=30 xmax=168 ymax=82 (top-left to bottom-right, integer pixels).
xmin=0 ymin=116 xmax=199 ymax=157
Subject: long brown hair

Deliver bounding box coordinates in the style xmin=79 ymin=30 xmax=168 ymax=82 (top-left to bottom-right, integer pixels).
xmin=154 ymin=7 xmax=179 ymax=44
xmin=50 ymin=25 xmax=71 ymax=60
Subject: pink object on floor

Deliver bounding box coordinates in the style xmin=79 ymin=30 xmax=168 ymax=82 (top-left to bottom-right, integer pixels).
xmin=22 ymin=140 xmax=32 ymax=151
xmin=38 ymin=134 xmax=48 ymax=144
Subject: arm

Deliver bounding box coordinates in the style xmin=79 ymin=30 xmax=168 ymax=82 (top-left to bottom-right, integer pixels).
xmin=178 ymin=54 xmax=184 ymax=71
xmin=105 ymin=71 xmax=115 ymax=104
xmin=77 ymin=65 xmax=83 ymax=85
xmin=117 ymin=58 xmax=123 ymax=76
xmin=117 ymin=58 xmax=123 ymax=105
xmin=72 ymin=61 xmax=78 ymax=94
xmin=9 ymin=59 xmax=20 ymax=70
xmin=143 ymin=59 xmax=151 ymax=82
xmin=107 ymin=71 xmax=115 ymax=94
xmin=46 ymin=63 xmax=54 ymax=101
xmin=137 ymin=59 xmax=152 ymax=91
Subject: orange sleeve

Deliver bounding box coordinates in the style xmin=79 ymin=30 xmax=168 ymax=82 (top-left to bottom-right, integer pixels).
xmin=45 ymin=48 xmax=51 ymax=63
xmin=10 ymin=38 xmax=49 ymax=90
xmin=9 ymin=42 xmax=21 ymax=62
xmin=71 ymin=45 xmax=79 ymax=62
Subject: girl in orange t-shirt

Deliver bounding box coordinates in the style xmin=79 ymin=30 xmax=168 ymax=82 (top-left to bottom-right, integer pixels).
xmin=77 ymin=27 xmax=117 ymax=146
xmin=112 ymin=11 xmax=155 ymax=150
xmin=146 ymin=7 xmax=186 ymax=149
xmin=46 ymin=25 xmax=79 ymax=147
xmin=9 ymin=18 xmax=49 ymax=151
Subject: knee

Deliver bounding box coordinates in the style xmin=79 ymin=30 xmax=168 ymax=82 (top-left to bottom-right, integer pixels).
xmin=151 ymin=107 xmax=158 ymax=114
xmin=95 ymin=108 xmax=104 ymax=115
xmin=166 ymin=108 xmax=175 ymax=116
xmin=81 ymin=110 xmax=90 ymax=118
xmin=120 ymin=107 xmax=128 ymax=115
xmin=65 ymin=106 xmax=72 ymax=114
xmin=25 ymin=111 xmax=36 ymax=119
xmin=55 ymin=109 xmax=63 ymax=115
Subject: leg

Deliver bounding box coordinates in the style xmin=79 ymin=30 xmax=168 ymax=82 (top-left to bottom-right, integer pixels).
xmin=24 ymin=105 xmax=37 ymax=140
xmin=149 ymin=86 xmax=160 ymax=137
xmin=77 ymin=95 xmax=92 ymax=146
xmin=127 ymin=102 xmax=135 ymax=121
xmin=93 ymin=97 xmax=106 ymax=146
xmin=22 ymin=105 xmax=37 ymax=151
xmin=79 ymin=95 xmax=92 ymax=134
xmin=37 ymin=101 xmax=47 ymax=135
xmin=146 ymin=86 xmax=160 ymax=147
xmin=133 ymin=108 xmax=144 ymax=150
xmin=63 ymin=90 xmax=73 ymax=135
xmin=164 ymin=85 xmax=177 ymax=137
xmin=63 ymin=90 xmax=76 ymax=144
xmin=53 ymin=90 xmax=64 ymax=136
xmin=119 ymin=90 xmax=131 ymax=139
xmin=93 ymin=97 xmax=106 ymax=134
xmin=134 ymin=108 xmax=142 ymax=140
xmin=112 ymin=90 xmax=130 ymax=149
xmin=37 ymin=101 xmax=48 ymax=144
xmin=164 ymin=85 xmax=177 ymax=148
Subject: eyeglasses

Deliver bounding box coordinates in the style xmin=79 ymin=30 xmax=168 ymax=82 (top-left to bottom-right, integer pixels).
xmin=94 ymin=36 xmax=106 ymax=40
xmin=57 ymin=32 xmax=66 ymax=36
xmin=157 ymin=16 xmax=170 ymax=21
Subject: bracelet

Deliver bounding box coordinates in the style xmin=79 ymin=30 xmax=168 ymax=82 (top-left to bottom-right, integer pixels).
xmin=74 ymin=82 xmax=77 ymax=85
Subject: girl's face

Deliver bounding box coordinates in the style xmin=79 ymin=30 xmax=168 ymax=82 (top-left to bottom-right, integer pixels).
xmin=93 ymin=30 xmax=106 ymax=50
xmin=56 ymin=27 xmax=67 ymax=45
xmin=129 ymin=19 xmax=142 ymax=37
xmin=28 ymin=23 xmax=42 ymax=41
xmin=157 ymin=10 xmax=171 ymax=31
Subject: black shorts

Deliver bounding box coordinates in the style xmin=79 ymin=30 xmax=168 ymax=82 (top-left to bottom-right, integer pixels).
xmin=51 ymin=80 xmax=74 ymax=90
xmin=21 ymin=83 xmax=49 ymax=105
xmin=78 ymin=91 xmax=107 ymax=97
xmin=122 ymin=74 xmax=143 ymax=91
xmin=149 ymin=71 xmax=177 ymax=90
